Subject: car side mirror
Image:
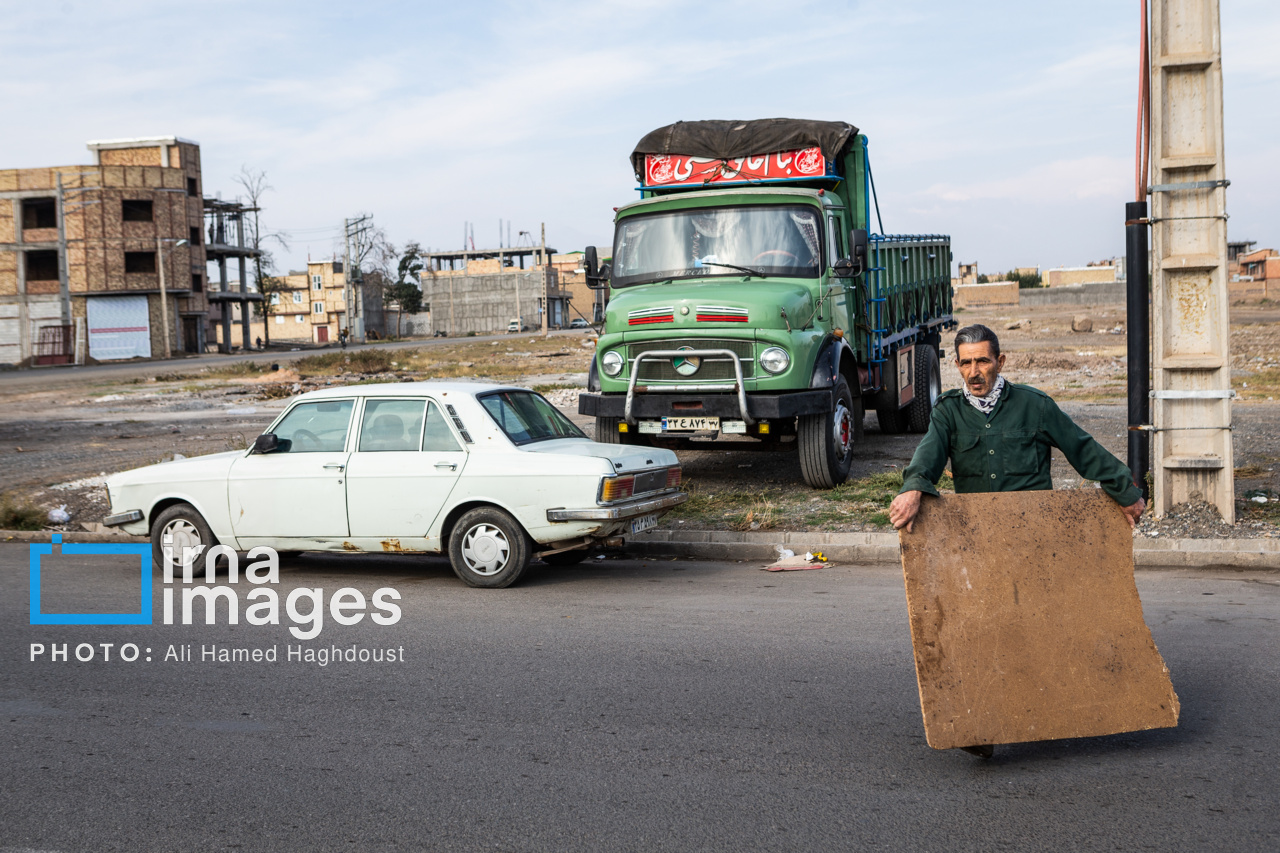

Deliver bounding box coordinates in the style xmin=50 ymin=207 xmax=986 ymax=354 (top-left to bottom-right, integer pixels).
xmin=252 ymin=433 xmax=279 ymax=454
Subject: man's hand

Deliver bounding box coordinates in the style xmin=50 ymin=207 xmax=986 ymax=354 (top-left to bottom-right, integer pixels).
xmin=889 ymin=490 xmax=923 ymax=533
xmin=1121 ymin=496 xmax=1146 ymax=528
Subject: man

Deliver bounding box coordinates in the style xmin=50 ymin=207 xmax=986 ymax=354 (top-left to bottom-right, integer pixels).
xmin=890 ymin=324 xmax=1145 ymax=533
xmin=889 ymin=324 xmax=1145 ymax=759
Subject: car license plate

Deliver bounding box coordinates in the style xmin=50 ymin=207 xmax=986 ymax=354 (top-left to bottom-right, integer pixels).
xmin=661 ymin=416 xmax=719 ymax=432
xmin=629 ymin=513 xmax=659 ymax=534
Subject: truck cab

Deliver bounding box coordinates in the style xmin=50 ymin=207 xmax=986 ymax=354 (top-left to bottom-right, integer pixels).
xmin=578 ymin=119 xmax=954 ymax=488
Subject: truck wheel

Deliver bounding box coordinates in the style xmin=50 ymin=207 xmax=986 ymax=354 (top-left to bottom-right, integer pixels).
xmin=874 ymin=390 xmax=908 ymax=434
xmin=907 ymin=343 xmax=941 ymax=433
xmin=595 ymin=416 xmax=650 ymax=446
xmin=447 ymin=507 xmax=531 ymax=589
xmin=798 ymin=376 xmax=856 ymax=489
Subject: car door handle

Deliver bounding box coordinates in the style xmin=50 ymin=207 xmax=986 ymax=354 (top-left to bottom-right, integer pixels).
xmin=434 ymin=462 xmax=458 ymax=471
xmin=323 ymin=463 xmax=346 ymax=471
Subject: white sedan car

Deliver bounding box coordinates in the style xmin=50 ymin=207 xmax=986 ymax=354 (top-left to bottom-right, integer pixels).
xmin=104 ymin=382 xmax=686 ymax=588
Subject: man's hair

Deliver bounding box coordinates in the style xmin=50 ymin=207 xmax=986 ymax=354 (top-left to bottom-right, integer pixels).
xmin=954 ymin=324 xmax=1001 ymax=357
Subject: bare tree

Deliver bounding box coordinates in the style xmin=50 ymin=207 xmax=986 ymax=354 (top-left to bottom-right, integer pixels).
xmin=234 ymin=167 xmax=291 ymax=347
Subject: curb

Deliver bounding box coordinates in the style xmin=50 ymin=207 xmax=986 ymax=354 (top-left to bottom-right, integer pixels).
xmin=4 ymin=529 xmax=1277 ymax=570
xmin=627 ymin=529 xmax=1280 ymax=570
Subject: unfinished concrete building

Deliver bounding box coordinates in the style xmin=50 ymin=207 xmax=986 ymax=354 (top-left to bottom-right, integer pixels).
xmin=0 ymin=136 xmax=209 ymax=365
xmin=421 ymin=244 xmax=571 ymax=335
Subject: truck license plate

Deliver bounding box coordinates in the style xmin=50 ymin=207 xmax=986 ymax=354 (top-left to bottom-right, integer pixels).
xmin=661 ymin=416 xmax=719 ymax=432
xmin=629 ymin=513 xmax=659 ymax=534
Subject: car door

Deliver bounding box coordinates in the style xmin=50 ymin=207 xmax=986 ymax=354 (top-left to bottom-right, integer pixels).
xmin=344 ymin=398 xmax=468 ymax=539
xmin=228 ymin=398 xmax=355 ymax=539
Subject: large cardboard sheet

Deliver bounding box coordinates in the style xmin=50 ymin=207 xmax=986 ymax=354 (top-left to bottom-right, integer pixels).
xmin=899 ymin=490 xmax=1179 ymax=750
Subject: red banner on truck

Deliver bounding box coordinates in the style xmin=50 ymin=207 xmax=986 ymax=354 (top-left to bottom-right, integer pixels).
xmin=643 ymin=147 xmax=834 ymax=188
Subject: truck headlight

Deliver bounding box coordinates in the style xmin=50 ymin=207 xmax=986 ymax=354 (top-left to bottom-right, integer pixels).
xmin=759 ymin=347 xmax=790 ymax=374
xmin=601 ymin=350 xmax=624 ymax=377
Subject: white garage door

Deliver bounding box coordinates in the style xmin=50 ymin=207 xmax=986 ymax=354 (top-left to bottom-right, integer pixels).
xmin=88 ymin=295 xmax=151 ymax=360
xmin=0 ymin=304 xmax=19 ymax=365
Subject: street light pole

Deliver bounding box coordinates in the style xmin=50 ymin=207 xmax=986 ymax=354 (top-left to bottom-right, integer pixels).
xmin=156 ymin=238 xmax=188 ymax=359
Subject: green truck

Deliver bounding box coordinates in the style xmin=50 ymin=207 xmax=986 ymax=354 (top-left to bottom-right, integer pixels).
xmin=578 ymin=119 xmax=955 ymax=488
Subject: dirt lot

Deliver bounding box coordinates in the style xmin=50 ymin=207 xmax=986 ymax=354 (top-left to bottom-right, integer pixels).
xmin=1 ymin=302 xmax=1276 ymax=539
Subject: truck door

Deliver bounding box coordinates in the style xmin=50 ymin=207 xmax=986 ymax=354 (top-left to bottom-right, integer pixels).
xmin=827 ymin=213 xmax=856 ymax=333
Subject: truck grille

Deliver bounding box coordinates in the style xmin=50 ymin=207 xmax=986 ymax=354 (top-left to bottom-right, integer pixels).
xmin=626 ymin=339 xmax=754 ymax=382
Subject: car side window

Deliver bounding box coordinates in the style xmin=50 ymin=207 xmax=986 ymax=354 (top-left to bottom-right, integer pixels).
xmin=422 ymin=401 xmax=463 ymax=452
xmin=358 ymin=399 xmax=426 ymax=452
xmin=271 ymin=400 xmax=354 ymax=453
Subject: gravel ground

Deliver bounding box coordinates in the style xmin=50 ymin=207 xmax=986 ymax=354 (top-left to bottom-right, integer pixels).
xmin=2 ymin=303 xmax=1276 ymax=539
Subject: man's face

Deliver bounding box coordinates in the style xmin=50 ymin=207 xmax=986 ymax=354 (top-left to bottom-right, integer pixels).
xmin=955 ymin=341 xmax=1005 ymax=397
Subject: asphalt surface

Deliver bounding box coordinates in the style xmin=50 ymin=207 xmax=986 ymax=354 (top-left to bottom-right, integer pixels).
xmin=4 ymin=546 xmax=1279 ymax=852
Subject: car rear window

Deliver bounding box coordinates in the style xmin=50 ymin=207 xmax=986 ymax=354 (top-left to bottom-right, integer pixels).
xmin=478 ymin=391 xmax=586 ymax=446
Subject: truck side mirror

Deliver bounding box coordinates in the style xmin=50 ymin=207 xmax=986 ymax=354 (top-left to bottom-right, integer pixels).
xmin=251 ymin=433 xmax=279 ymax=454
xmin=585 ymin=246 xmax=609 ymax=290
xmin=850 ymin=228 xmax=869 ymax=275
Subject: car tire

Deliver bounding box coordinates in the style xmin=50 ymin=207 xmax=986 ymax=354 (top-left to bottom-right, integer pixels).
xmin=798 ymin=375 xmax=856 ymax=489
xmin=447 ymin=507 xmax=532 ymax=588
xmin=907 ymin=343 xmax=941 ymax=433
xmin=540 ymin=549 xmax=590 ymax=566
xmin=150 ymin=502 xmax=218 ymax=571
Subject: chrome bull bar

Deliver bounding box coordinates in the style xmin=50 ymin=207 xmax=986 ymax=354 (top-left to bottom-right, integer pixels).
xmin=623 ymin=348 xmax=754 ymax=427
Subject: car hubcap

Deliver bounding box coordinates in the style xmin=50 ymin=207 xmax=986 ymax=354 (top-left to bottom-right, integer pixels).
xmin=832 ymin=401 xmax=853 ymax=459
xmin=461 ymin=524 xmax=510 ymax=576
xmin=163 ymin=518 xmax=202 ymax=553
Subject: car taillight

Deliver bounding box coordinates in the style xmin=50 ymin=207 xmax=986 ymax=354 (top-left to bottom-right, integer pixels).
xmin=666 ymin=467 xmax=682 ymax=488
xmin=601 ymin=476 xmax=635 ymax=502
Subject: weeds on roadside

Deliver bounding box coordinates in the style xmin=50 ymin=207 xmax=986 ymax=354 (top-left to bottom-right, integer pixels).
xmin=0 ymin=495 xmax=46 ymax=530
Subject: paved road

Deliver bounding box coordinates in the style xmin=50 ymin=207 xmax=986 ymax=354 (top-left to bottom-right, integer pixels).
xmin=4 ymin=547 xmax=1278 ymax=851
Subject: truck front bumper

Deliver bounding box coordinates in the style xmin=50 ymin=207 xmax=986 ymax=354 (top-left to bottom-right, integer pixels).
xmin=578 ymin=389 xmax=833 ymax=421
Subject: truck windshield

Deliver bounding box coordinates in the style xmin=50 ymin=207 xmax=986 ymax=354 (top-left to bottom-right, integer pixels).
xmin=611 ymin=205 xmax=823 ymax=288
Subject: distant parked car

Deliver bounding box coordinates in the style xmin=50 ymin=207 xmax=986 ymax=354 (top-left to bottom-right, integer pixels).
xmin=506 ymin=319 xmax=531 ymax=333
xmin=569 ymin=318 xmax=591 ymax=329
xmin=104 ymin=382 xmax=686 ymax=588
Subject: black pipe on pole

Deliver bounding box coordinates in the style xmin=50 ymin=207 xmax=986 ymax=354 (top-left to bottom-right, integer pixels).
xmin=1125 ymin=200 xmax=1150 ymax=500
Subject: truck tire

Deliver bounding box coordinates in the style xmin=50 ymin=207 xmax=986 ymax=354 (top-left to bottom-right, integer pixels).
xmin=595 ymin=416 xmax=650 ymax=446
xmin=874 ymin=389 xmax=908 ymax=434
xmin=907 ymin=343 xmax=941 ymax=433
xmin=798 ymin=376 xmax=856 ymax=489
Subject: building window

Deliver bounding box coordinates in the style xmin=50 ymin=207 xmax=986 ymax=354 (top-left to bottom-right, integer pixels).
xmin=270 ymin=293 xmax=280 ymax=305
xmin=191 ymin=273 xmax=203 ymax=293
xmin=25 ymin=250 xmax=59 ymax=281
xmin=187 ymin=177 xmax=198 ymax=197
xmin=21 ymin=199 xmax=57 ymax=230
xmin=313 ymin=302 xmax=324 ymax=314
xmin=189 ymin=226 xmax=201 ymax=246
xmin=122 ymin=200 xmax=154 ymax=222
xmin=124 ymin=251 xmax=157 ymax=273
xmin=296 ymin=314 xmax=305 ymax=324
xmin=293 ymin=292 xmax=303 ymax=304
xmin=276 ymin=315 xmax=285 ymax=325
xmin=312 ymin=275 xmax=323 ymax=290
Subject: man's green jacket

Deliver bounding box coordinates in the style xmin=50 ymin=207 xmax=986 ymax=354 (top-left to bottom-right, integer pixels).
xmin=899 ymin=382 xmax=1143 ymax=507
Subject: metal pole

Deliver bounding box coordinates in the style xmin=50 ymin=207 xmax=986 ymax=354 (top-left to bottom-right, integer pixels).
xmin=1125 ymin=200 xmax=1149 ymax=500
xmin=343 ymin=218 xmax=352 ymax=343
xmin=156 ymin=238 xmax=172 ymax=359
xmin=540 ymin=223 xmax=547 ymax=334
xmin=55 ymin=174 xmax=71 ymax=326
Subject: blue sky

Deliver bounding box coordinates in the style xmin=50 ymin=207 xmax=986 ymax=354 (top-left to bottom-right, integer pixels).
xmin=2 ymin=0 xmax=1276 ymax=275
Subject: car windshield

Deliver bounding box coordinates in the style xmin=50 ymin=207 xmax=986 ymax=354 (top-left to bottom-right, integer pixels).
xmin=611 ymin=204 xmax=823 ymax=287
xmin=479 ymin=391 xmax=586 ymax=446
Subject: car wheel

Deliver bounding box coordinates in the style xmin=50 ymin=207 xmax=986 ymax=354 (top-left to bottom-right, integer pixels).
xmin=541 ymin=549 xmax=590 ymax=566
xmin=907 ymin=343 xmax=941 ymax=433
xmin=448 ymin=507 xmax=531 ymax=588
xmin=798 ymin=376 xmax=856 ymax=488
xmin=150 ymin=503 xmax=217 ymax=571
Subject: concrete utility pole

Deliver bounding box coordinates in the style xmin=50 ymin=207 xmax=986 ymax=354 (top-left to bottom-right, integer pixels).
xmin=1148 ymin=0 xmax=1234 ymax=521
xmin=540 ymin=222 xmax=547 ymax=334
xmin=54 ymin=174 xmax=71 ymax=326
xmin=343 ymin=215 xmax=371 ymax=343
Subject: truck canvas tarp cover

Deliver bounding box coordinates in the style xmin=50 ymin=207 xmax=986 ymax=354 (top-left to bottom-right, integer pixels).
xmin=630 ymin=119 xmax=859 ymax=180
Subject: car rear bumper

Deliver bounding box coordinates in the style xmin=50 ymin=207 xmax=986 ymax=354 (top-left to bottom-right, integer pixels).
xmin=546 ymin=491 xmax=687 ymax=522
